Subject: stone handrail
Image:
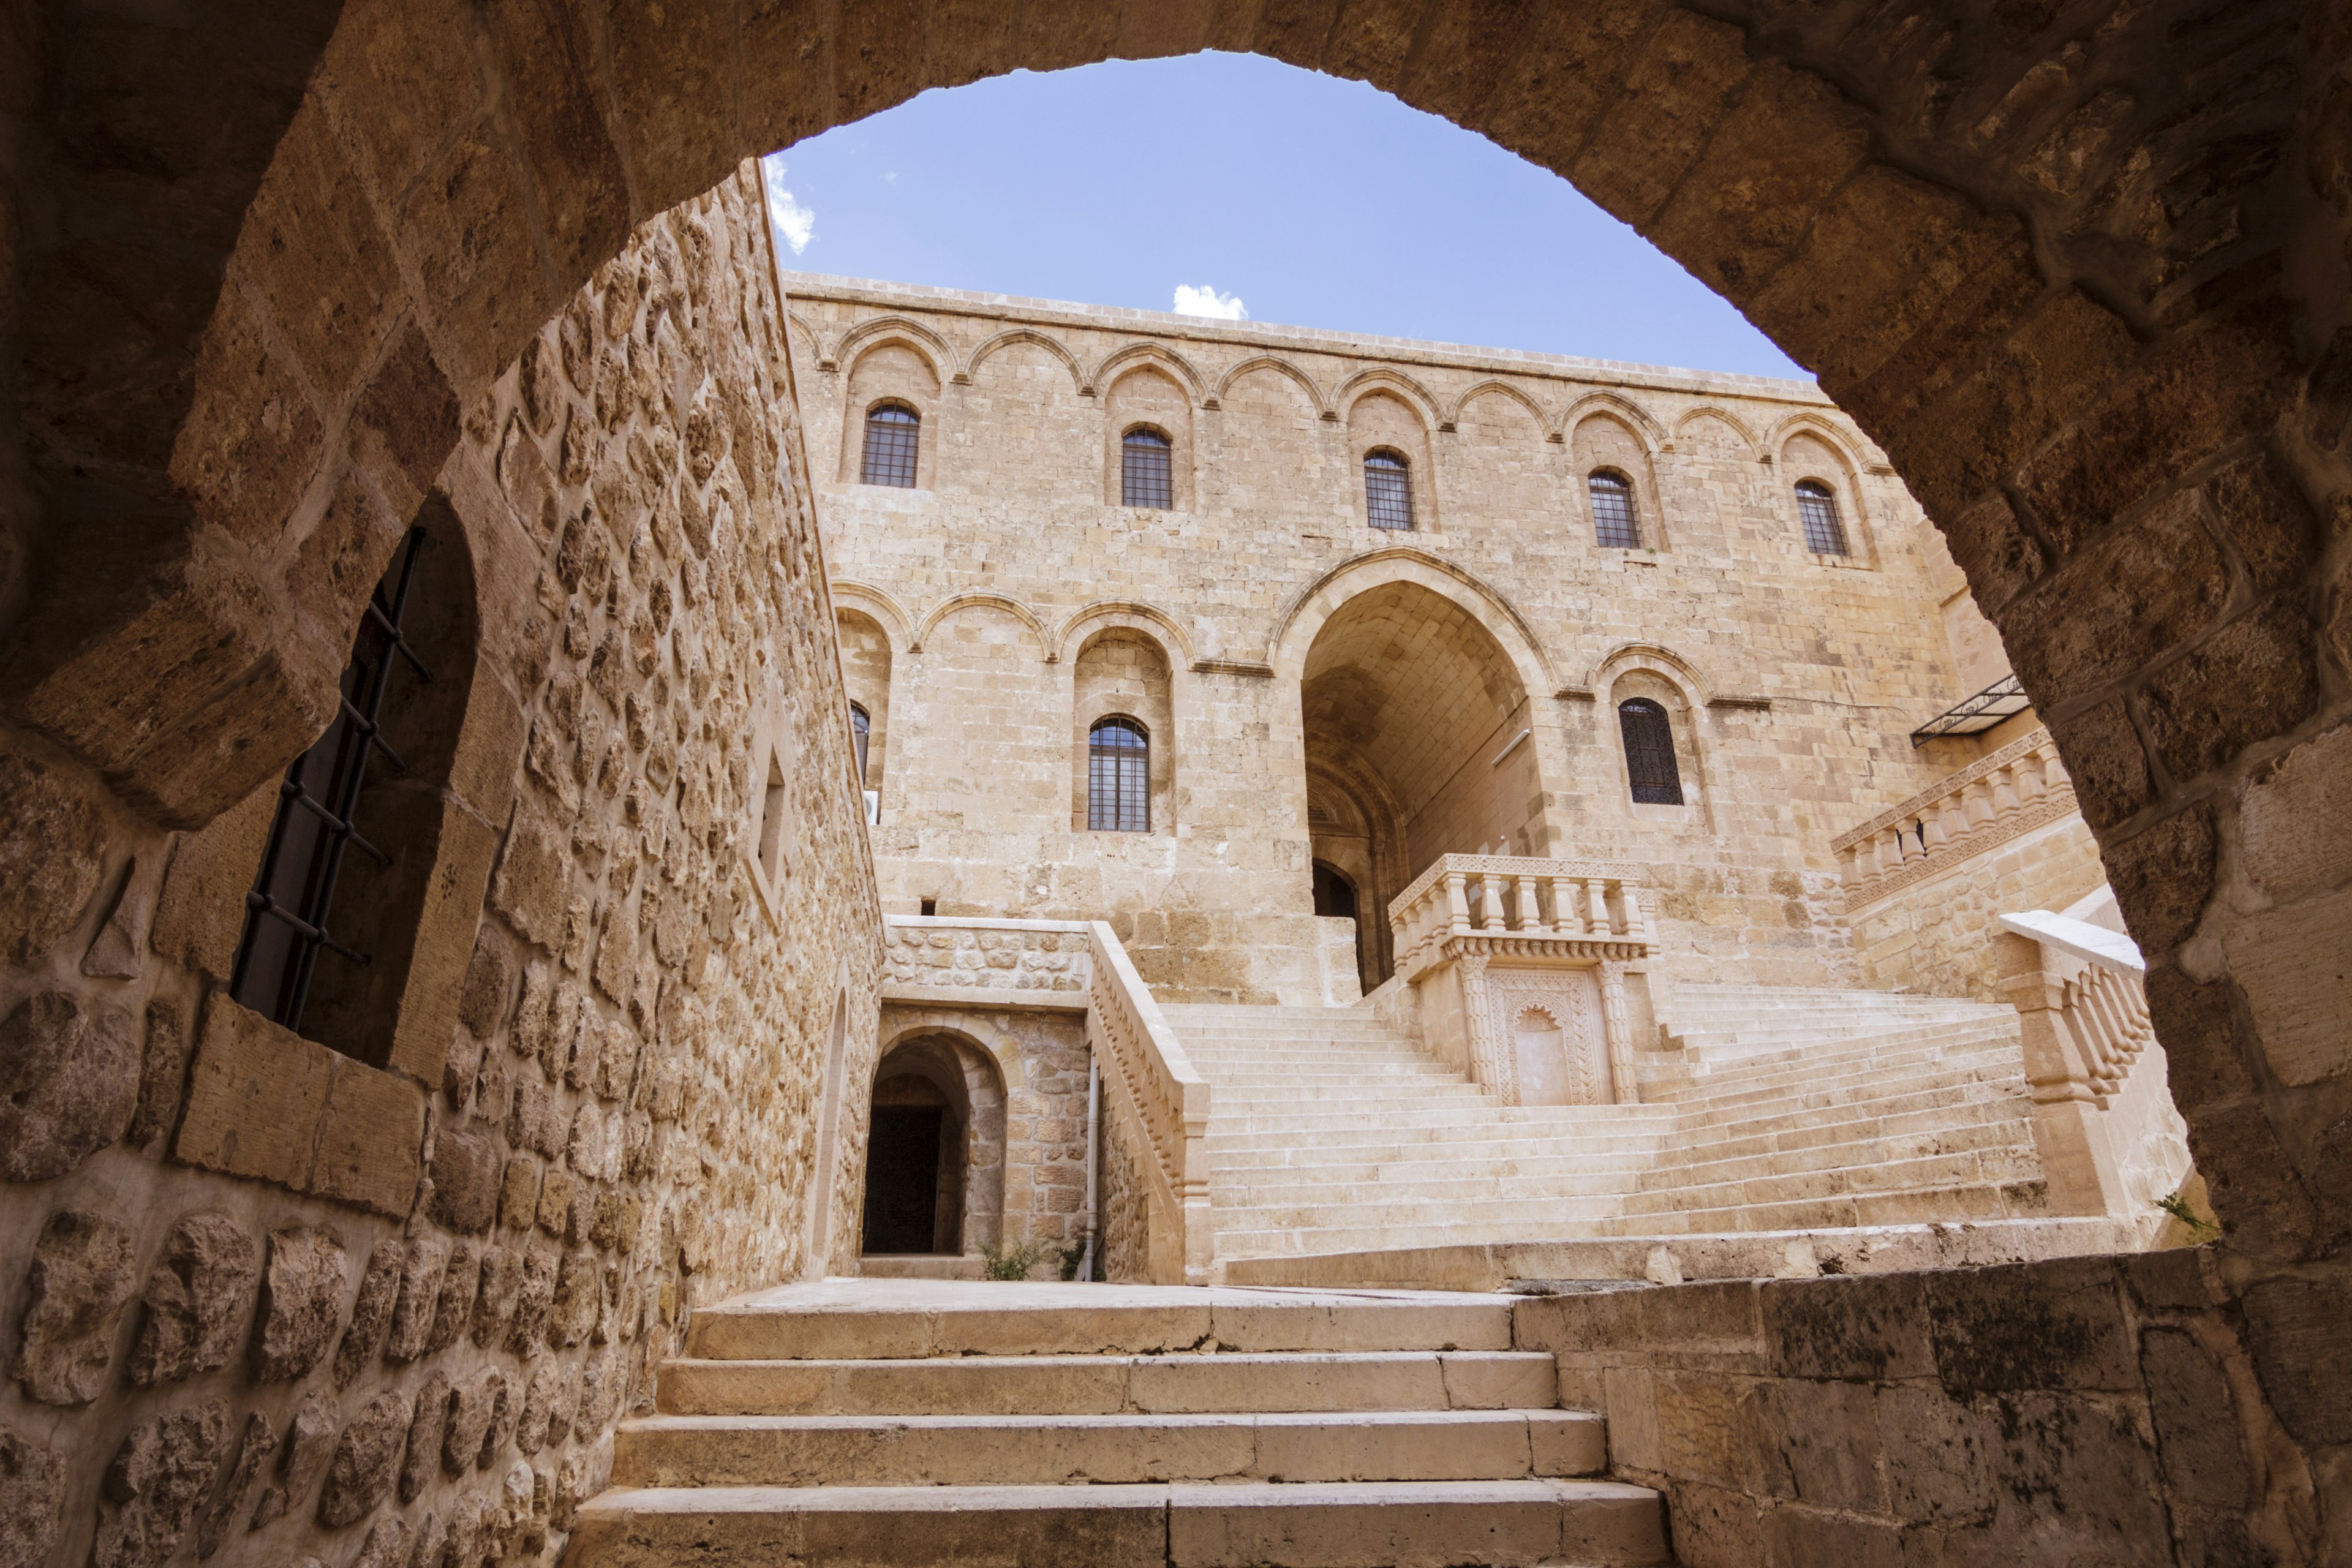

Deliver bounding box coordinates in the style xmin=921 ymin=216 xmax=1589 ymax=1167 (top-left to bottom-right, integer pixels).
xmin=1995 ymin=912 xmax=2188 ymax=1225
xmin=1084 ymin=921 xmax=1213 ymax=1286
xmin=1389 ymin=854 xmax=1656 ymax=982
xmin=1833 ymin=727 xmax=2076 ymax=908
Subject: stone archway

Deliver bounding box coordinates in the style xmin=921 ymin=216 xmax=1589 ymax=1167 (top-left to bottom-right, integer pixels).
xmin=1 ymin=0 xmax=2346 ymax=1554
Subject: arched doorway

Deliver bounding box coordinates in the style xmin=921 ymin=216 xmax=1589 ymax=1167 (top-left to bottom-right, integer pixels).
xmin=1299 ymin=580 xmax=1540 ymax=985
xmin=859 ymin=1032 xmax=1008 ymax=1260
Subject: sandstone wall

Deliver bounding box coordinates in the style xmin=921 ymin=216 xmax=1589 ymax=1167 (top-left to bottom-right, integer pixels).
xmin=794 ymin=277 xmax=1984 ymax=1001
xmin=1521 ymin=1250 xmax=2329 ymax=1568
xmin=0 ymin=171 xmax=881 ymax=1568
xmin=1850 ymin=816 xmax=2112 ymax=1001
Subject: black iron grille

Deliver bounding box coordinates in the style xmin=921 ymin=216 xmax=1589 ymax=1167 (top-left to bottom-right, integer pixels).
xmin=1122 ymin=428 xmax=1173 ymax=509
xmin=1796 ymin=480 xmax=1849 ymax=556
xmin=861 ymin=404 xmax=920 ymax=488
xmin=1088 ymin=717 xmax=1149 ymax=832
xmin=230 ymin=526 xmax=432 ymax=1038
xmin=1365 ymin=450 xmax=1414 ymax=530
xmin=1589 ymin=471 xmax=1640 ymax=548
xmin=1619 ymin=699 xmax=1684 ymax=805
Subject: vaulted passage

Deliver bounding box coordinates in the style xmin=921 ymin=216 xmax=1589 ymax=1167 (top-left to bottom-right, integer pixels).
xmin=1 ymin=2 xmax=2345 ymax=1566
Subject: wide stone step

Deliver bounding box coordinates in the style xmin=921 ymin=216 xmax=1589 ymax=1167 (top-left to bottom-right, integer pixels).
xmin=1671 ymin=1063 xmax=2028 ymax=1127
xmin=1657 ymin=1039 xmax=2022 ymax=1101
xmin=1675 ymin=1093 xmax=2033 ymax=1162
xmin=657 ymin=1350 xmax=1558 ymax=1417
xmin=1610 ymin=1179 xmax=2044 ymax=1235
xmin=687 ymin=1282 xmax=1515 ymax=1360
xmin=1207 ymin=1104 xmax=1678 ymax=1136
xmin=568 ymin=1479 xmax=1671 ymax=1567
xmin=1205 ymin=1125 xmax=1674 ymax=1158
xmin=612 ymin=1408 xmax=1606 ymax=1488
xmin=1213 ymin=1194 xmax=1634 ymax=1234
xmin=1212 ymin=1171 xmax=1638 ymax=1208
xmin=1647 ymin=1031 xmax=2022 ymax=1095
xmin=1641 ymin=1117 xmax=2037 ymax=1191
xmin=1209 ymin=1150 xmax=1654 ymax=1185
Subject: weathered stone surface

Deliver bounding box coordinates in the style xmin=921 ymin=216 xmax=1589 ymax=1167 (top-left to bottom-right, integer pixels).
xmin=443 ymin=1368 xmax=507 ymax=1475
xmin=428 ymin=1243 xmax=479 ymax=1354
xmin=0 ymin=1425 xmax=66 ymax=1568
xmin=461 ymin=925 xmax=516 ymax=1038
xmin=1926 ymin=1257 xmax=2136 ymax=1395
xmin=428 ymin=1120 xmax=503 ymax=1235
xmin=332 ymin=1237 xmax=404 ymax=1389
xmin=81 ymin=853 xmax=157 ymax=978
xmin=0 ymin=750 xmax=107 ymax=964
xmin=352 ymin=1515 xmax=410 ymax=1568
xmin=318 ymin=1391 xmax=409 ymax=1528
xmin=2240 ymin=1276 xmax=2352 ymax=1449
xmin=126 ymin=998 xmax=189 ymax=1149
xmin=147 ymin=782 xmax=276 ymax=981
xmin=252 ymin=1227 xmax=349 ymax=1382
xmin=472 ymin=1246 xmax=523 ymax=1348
xmin=92 ymin=1400 xmax=229 ymax=1568
xmin=399 ymin=1371 xmax=451 ymax=1505
xmin=14 ymin=1209 xmax=137 ymax=1405
xmin=506 ymin=1243 xmax=560 ymax=1354
xmin=126 ymin=1211 xmax=258 ymax=1386
xmin=0 ymin=990 xmax=140 ymax=1180
xmin=549 ymin=1249 xmax=599 ymax=1348
xmin=385 ymin=1237 xmax=450 ymax=1363
xmin=249 ymin=1393 xmax=339 ymax=1530
xmin=192 ymin=1411 xmax=273 ymax=1559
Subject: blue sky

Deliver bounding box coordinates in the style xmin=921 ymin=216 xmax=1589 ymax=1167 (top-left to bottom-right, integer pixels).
xmin=759 ymin=53 xmax=1806 ymax=380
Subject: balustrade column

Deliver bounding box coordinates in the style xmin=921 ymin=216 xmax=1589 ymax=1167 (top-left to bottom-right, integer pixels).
xmin=1547 ymin=876 xmax=1577 ymax=937
xmin=1962 ymin=778 xmax=1996 ymax=831
xmin=1597 ymin=961 xmax=1639 ymax=1106
xmin=1480 ymin=874 xmax=1506 ymax=932
xmin=1455 ymin=951 xmax=1509 ymax=1103
xmin=1446 ymin=872 xmax=1471 ymax=936
xmin=1991 ymin=765 xmax=2022 ymax=815
xmin=1585 ymin=878 xmax=1610 ymax=935
xmin=1511 ymin=874 xmax=1536 ymax=931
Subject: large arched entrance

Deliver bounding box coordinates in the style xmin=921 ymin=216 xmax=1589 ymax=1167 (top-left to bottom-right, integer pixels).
xmin=2 ymin=2 xmax=2343 ymax=1558
xmin=1298 ymin=579 xmax=1541 ymax=986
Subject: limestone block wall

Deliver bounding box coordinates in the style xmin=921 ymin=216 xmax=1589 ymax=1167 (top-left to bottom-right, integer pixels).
xmin=793 ymin=277 xmax=1991 ymax=1001
xmin=0 ymin=173 xmax=881 ymax=1568
xmin=1520 ymin=1251 xmax=2327 ymax=1568
xmin=1850 ymin=815 xmax=2112 ymax=1001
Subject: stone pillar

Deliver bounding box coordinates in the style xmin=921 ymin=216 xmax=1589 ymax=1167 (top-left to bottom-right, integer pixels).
xmin=1599 ymin=960 xmax=1638 ymax=1106
xmin=1456 ymin=951 xmax=1510 ymax=1104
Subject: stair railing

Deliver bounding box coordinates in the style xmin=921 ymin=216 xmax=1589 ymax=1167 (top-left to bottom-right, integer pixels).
xmin=1833 ymin=727 xmax=2076 ymax=908
xmin=1085 ymin=922 xmax=1214 ymax=1285
xmin=1994 ymin=910 xmax=2188 ymax=1223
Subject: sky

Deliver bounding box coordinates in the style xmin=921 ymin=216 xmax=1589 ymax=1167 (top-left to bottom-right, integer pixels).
xmin=758 ymin=53 xmax=1807 ymax=381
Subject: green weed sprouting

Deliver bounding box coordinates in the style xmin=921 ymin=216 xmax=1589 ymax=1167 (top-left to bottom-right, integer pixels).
xmin=978 ymin=1237 xmax=1059 ymax=1280
xmin=2153 ymin=1188 xmax=2219 ymax=1237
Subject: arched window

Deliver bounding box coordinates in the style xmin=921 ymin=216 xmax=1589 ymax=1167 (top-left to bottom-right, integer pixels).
xmin=861 ymin=402 xmax=920 ymax=488
xmin=849 ymin=703 xmax=871 ymax=785
xmin=1589 ymin=470 xmax=1640 ymax=548
xmin=1795 ymin=479 xmax=1849 ymax=556
xmin=1121 ymin=426 xmax=1173 ymax=510
xmin=1363 ymin=449 xmax=1415 ymax=530
xmin=1087 ymin=717 xmax=1150 ymax=832
xmin=1618 ymin=699 xmax=1684 ymax=805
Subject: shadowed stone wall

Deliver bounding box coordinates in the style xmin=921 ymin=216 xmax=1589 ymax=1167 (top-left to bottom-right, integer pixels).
xmin=0 ymin=171 xmax=881 ymax=1567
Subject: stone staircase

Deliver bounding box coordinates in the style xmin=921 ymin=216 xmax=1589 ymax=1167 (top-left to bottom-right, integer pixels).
xmin=567 ymin=1280 xmax=1669 ymax=1567
xmin=1163 ymin=982 xmax=2048 ymax=1267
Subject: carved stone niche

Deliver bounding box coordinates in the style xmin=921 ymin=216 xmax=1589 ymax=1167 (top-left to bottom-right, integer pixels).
xmin=1487 ymin=966 xmax=1608 ymax=1106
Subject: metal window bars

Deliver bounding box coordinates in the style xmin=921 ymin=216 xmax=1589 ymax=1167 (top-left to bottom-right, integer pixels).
xmin=1589 ymin=471 xmax=1640 ymax=548
xmin=229 ymin=526 xmax=432 ymax=1038
xmin=1909 ymin=673 xmax=2030 ymax=745
xmin=1121 ymin=428 xmax=1173 ymax=510
xmin=1795 ymin=480 xmax=1850 ymax=556
xmin=1618 ymin=699 xmax=1684 ymax=805
xmin=1088 ymin=718 xmax=1149 ymax=832
xmin=861 ymin=404 xmax=920 ymax=487
xmin=1363 ymin=450 xmax=1415 ymax=530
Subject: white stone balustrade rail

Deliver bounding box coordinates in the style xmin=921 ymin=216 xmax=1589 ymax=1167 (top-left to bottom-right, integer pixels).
xmin=1994 ymin=911 xmax=2188 ymax=1226
xmin=1833 ymin=727 xmax=2077 ymax=908
xmin=1085 ymin=921 xmax=1214 ymax=1286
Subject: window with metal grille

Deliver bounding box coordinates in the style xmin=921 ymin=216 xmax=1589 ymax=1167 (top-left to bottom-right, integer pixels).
xmin=861 ymin=402 xmax=920 ymax=488
xmin=232 ymin=526 xmax=435 ymax=1046
xmin=1618 ymin=699 xmax=1684 ymax=805
xmin=1796 ymin=480 xmax=1849 ymax=556
xmin=1121 ymin=426 xmax=1173 ymax=509
xmin=1589 ymin=470 xmax=1640 ymax=548
xmin=1087 ymin=717 xmax=1150 ymax=832
xmin=1363 ymin=449 xmax=1415 ymax=530
xmin=850 ymin=704 xmax=871 ymax=785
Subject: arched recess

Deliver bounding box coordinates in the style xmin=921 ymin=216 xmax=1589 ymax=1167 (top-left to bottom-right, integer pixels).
xmin=911 ymin=591 xmax=1051 ymax=659
xmin=1345 ymin=390 xmax=1439 ymax=533
xmin=10 ymin=0 xmax=2343 ymax=1429
xmin=835 ymin=606 xmax=894 ymax=804
xmin=1675 ymin=406 xmax=1762 ymax=460
xmin=1213 ymin=356 xmax=1329 ymax=419
xmin=1069 ymin=626 xmax=1177 ymax=834
xmin=1771 ymin=415 xmax=1878 ymax=566
xmin=1088 ymin=342 xmax=1208 ymax=407
xmin=1588 ymin=644 xmax=1719 ymax=833
xmin=1559 ymin=391 xmax=1670 ymax=453
xmin=1444 ymin=379 xmax=1548 ymax=434
xmin=838 ymin=334 xmax=945 ymax=488
xmin=1569 ymin=410 xmax=1670 ymax=551
xmin=966 ymin=328 xmax=1087 ymax=393
xmin=1270 ymin=548 xmax=1559 ymax=700
xmin=1450 ymin=383 xmax=1558 ymax=535
xmin=1053 ymin=601 xmax=1197 ymax=669
xmin=829 ymin=580 xmax=915 ymax=654
xmin=830 ymin=314 xmax=961 ymax=379
xmin=861 ymin=1028 xmax=1008 ymax=1256
xmin=1102 ymin=366 xmax=1196 ymax=511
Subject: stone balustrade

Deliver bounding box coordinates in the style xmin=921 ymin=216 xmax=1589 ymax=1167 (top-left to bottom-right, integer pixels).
xmin=1085 ymin=922 xmax=1214 ymax=1286
xmin=1995 ymin=911 xmax=2190 ymax=1227
xmin=1833 ymin=727 xmax=2078 ymax=908
xmin=1387 ymin=855 xmax=1657 ymax=1107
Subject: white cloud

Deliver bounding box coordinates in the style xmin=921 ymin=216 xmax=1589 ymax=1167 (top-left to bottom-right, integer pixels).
xmin=1172 ymin=284 xmax=1248 ymax=321
xmin=761 ymin=154 xmax=816 ymax=255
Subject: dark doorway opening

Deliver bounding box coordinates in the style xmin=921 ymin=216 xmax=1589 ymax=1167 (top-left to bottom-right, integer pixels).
xmin=1311 ymin=861 xmax=1359 ymax=918
xmin=862 ymin=1103 xmax=948 ymax=1254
